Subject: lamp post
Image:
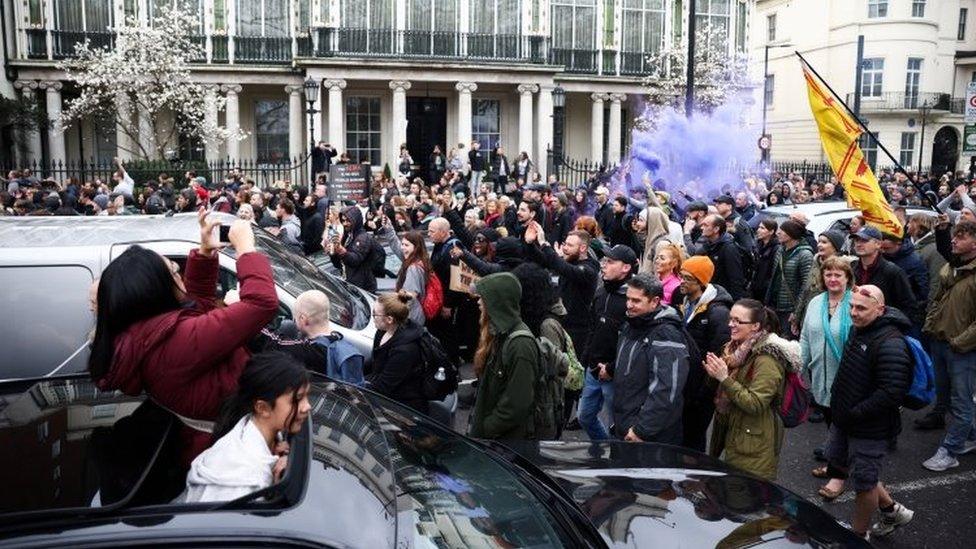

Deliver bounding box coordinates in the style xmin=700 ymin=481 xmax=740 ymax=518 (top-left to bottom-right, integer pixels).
xmin=303 ymin=77 xmax=320 ymax=188
xmin=551 ymin=86 xmax=566 ymax=172
xmin=918 ymin=98 xmax=932 ymax=177
xmin=761 ymin=43 xmax=793 ymax=163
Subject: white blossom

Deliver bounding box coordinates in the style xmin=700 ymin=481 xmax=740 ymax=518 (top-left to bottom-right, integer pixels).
xmin=58 ymin=6 xmax=246 ymax=160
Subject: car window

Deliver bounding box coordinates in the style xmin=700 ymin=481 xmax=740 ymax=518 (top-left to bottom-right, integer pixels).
xmin=0 ymin=265 xmax=94 ymax=380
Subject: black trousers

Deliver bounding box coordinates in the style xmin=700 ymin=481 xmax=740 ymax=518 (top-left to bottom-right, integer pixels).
xmin=682 ymin=399 xmax=715 ymax=453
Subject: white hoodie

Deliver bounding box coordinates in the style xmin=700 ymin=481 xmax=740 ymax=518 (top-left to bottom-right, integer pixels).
xmin=180 ymin=415 xmax=278 ymax=503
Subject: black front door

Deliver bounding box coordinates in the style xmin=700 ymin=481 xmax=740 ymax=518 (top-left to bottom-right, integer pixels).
xmin=931 ymin=126 xmax=960 ymax=176
xmin=406 ymin=97 xmax=447 ymax=183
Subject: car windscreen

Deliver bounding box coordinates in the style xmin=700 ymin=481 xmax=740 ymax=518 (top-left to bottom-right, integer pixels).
xmin=355 ymin=391 xmax=574 ymax=547
xmin=227 ymin=231 xmax=370 ymax=330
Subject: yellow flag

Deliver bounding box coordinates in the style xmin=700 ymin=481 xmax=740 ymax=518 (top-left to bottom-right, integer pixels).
xmin=801 ymin=63 xmax=903 ymax=237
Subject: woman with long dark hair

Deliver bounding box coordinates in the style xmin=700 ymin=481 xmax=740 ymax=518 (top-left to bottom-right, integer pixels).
xmin=751 ymin=218 xmax=780 ymax=301
xmin=378 ymin=221 xmax=432 ymax=325
xmin=367 ymin=291 xmax=427 ymax=414
xmin=89 ymin=210 xmax=279 ymax=466
xmin=181 ymin=352 xmax=311 ymax=503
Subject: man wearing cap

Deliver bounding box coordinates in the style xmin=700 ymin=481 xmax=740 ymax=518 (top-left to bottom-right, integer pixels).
xmin=594 ymin=186 xmax=613 ymax=236
xmin=850 ymin=226 xmax=919 ymax=327
xmin=714 ymin=194 xmax=755 ymax=253
xmin=681 ymin=201 xmax=709 ymax=254
xmin=578 ymin=244 xmax=637 ymax=441
xmin=677 ymin=256 xmax=732 ymax=451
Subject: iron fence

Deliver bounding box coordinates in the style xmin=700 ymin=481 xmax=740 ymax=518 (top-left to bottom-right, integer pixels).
xmin=4 ymin=155 xmax=311 ymax=191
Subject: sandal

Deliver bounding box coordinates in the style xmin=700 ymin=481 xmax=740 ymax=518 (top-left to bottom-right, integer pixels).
xmin=811 ymin=466 xmax=830 ymax=479
xmin=818 ymin=484 xmax=846 ymax=502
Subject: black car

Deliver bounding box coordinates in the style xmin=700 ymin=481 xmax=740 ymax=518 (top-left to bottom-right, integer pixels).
xmin=0 ymin=375 xmax=866 ymax=548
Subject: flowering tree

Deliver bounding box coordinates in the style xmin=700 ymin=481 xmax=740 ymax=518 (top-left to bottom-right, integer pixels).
xmin=58 ymin=6 xmax=245 ymax=161
xmin=640 ymin=24 xmax=753 ymax=122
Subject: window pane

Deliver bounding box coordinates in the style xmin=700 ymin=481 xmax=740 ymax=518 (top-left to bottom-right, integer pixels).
xmin=54 ymin=0 xmax=83 ymax=30
xmin=472 ymin=99 xmax=500 ymax=162
xmin=256 ymin=99 xmax=289 ymax=164
xmin=346 ymin=97 xmax=381 ymax=166
xmin=86 ymin=0 xmax=114 ymax=31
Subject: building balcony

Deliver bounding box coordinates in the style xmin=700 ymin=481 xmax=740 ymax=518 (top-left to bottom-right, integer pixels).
xmin=313 ymin=29 xmax=547 ymax=65
xmin=845 ymin=92 xmax=952 ymax=112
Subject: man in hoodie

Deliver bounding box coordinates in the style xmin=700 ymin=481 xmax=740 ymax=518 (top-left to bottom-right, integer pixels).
xmin=612 ymin=273 xmax=691 ymax=445
xmin=827 ymin=285 xmax=914 ymax=540
xmin=470 ymin=272 xmax=540 ymax=439
xmin=695 ymin=214 xmax=748 ymax=300
xmin=677 ymin=256 xmax=732 ymax=452
xmin=578 ymin=245 xmax=637 ymax=441
xmin=329 ymin=206 xmax=378 ymax=292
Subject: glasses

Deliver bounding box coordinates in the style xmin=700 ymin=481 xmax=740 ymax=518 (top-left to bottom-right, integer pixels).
xmin=371 ymin=313 xmax=389 ymax=319
xmin=853 ymin=286 xmax=882 ymax=304
xmin=728 ymin=317 xmax=757 ymax=326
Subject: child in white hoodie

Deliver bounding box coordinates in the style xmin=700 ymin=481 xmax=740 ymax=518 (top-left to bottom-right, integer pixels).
xmin=181 ymin=352 xmax=311 ymax=503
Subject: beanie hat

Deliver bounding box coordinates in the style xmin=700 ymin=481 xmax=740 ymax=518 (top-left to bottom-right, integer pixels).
xmin=476 ymin=227 xmax=501 ymax=243
xmin=779 ymin=219 xmax=806 ymax=241
xmin=822 ymin=229 xmax=846 ymax=254
xmin=681 ymin=255 xmax=715 ymax=287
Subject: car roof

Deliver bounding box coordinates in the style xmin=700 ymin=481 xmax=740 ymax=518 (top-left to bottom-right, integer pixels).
xmin=0 ymin=213 xmax=234 ymax=248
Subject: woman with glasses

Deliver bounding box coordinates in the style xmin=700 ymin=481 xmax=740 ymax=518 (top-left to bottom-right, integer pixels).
xmin=366 ymin=291 xmax=427 ymax=415
xmin=704 ymin=298 xmax=801 ymax=480
xmin=799 ymin=256 xmax=855 ymax=495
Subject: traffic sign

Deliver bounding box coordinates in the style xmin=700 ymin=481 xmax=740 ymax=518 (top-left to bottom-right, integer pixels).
xmin=963 ymin=124 xmax=976 ymax=154
xmin=758 ymin=135 xmax=772 ymax=150
xmin=966 ymin=82 xmax=976 ymax=123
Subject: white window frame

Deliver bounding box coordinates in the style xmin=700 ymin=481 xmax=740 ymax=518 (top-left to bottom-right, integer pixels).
xmin=472 ymin=98 xmax=501 ymax=161
xmin=345 ymin=96 xmax=383 ymax=166
xmin=861 ymin=58 xmax=884 ymax=99
xmin=912 ymin=0 xmax=926 ymax=18
xmin=900 ymin=132 xmax=916 ymax=167
xmin=52 ymin=0 xmax=115 ymax=32
xmin=254 ymin=98 xmax=290 ymax=164
xmin=550 ymin=0 xmax=598 ymax=50
xmin=764 ymin=74 xmax=775 ymax=107
xmin=959 ymin=8 xmax=968 ymax=41
xmin=905 ymin=57 xmax=922 ymax=108
xmin=696 ymin=0 xmax=732 ymax=50
xmin=620 ymin=0 xmax=665 ymax=55
xmin=766 ymin=13 xmax=776 ymax=42
xmin=868 ymin=0 xmax=888 ymax=19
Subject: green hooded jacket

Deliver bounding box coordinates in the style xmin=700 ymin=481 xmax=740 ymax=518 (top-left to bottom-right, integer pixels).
xmin=470 ymin=273 xmax=540 ymax=439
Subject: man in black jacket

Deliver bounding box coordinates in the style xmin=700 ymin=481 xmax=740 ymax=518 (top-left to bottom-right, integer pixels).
xmin=696 ymin=214 xmax=748 ymax=300
xmin=578 ymin=245 xmax=636 ymax=441
xmin=612 ymin=274 xmax=690 ymax=445
xmin=850 ymin=226 xmax=920 ymax=327
xmin=523 ymin=228 xmax=600 ymax=354
xmin=311 ymin=142 xmax=337 ymax=179
xmin=468 ymin=140 xmax=486 ymax=195
xmin=329 ymin=206 xmax=378 ymax=292
xmin=594 ymin=186 xmax=613 ymax=236
xmin=491 ymin=146 xmax=511 ymax=194
xmin=714 ymin=194 xmax=755 ymax=252
xmin=824 ymin=285 xmax=915 ymax=540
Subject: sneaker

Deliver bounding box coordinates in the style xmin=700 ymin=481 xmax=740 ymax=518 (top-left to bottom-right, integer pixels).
xmin=871 ymin=502 xmax=914 ymax=537
xmin=922 ymin=447 xmax=959 ymax=471
xmin=914 ymin=412 xmax=946 ymax=431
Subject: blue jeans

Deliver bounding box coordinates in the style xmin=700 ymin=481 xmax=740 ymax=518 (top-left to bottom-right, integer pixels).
xmin=930 ymin=338 xmax=952 ymax=414
xmin=940 ymin=342 xmax=976 ymax=455
xmin=578 ymin=370 xmax=613 ymax=441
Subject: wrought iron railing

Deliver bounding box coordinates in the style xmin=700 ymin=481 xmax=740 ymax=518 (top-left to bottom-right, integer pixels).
xmin=234 ymin=35 xmax=291 ymax=64
xmin=211 ymin=34 xmax=229 ymax=62
xmin=51 ymin=30 xmax=115 ymax=59
xmin=549 ymin=47 xmax=598 ymax=74
xmin=26 ymin=28 xmax=46 ymax=59
xmin=845 ymin=91 xmax=952 ymax=111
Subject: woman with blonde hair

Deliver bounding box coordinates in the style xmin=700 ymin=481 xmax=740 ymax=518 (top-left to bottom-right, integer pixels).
xmin=574 ymin=215 xmax=606 ymax=259
xmin=654 ymin=242 xmax=684 ymax=305
xmin=367 ymin=291 xmax=426 ymax=414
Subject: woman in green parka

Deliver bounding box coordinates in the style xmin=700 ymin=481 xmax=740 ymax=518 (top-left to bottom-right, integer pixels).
xmin=469 ymin=272 xmax=541 ymax=440
xmin=704 ymin=298 xmax=802 ymax=480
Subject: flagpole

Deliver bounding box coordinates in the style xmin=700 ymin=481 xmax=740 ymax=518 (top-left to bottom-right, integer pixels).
xmin=795 ymin=51 xmax=938 ymax=211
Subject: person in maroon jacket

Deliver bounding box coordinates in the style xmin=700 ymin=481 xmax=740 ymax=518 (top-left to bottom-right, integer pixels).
xmin=89 ymin=209 xmax=279 ymax=467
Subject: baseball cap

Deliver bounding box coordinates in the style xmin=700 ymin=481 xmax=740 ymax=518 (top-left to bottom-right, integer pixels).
xmin=713 ymin=194 xmax=735 ymax=206
xmin=686 ymin=201 xmax=709 ymax=213
xmin=603 ymin=245 xmax=638 ymax=266
xmin=852 ymin=226 xmax=883 ymax=241
xmin=526 ymin=183 xmax=547 ymax=192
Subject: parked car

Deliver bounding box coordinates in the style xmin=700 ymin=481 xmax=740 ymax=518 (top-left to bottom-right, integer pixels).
xmin=0 ymin=374 xmax=868 ymax=548
xmin=760 ymin=201 xmax=938 ymax=237
xmin=0 ymin=213 xmax=377 ymax=382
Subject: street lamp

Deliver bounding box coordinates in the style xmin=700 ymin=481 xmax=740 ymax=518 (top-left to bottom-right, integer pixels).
xmin=552 ymin=86 xmax=566 ymax=169
xmin=918 ymin=98 xmax=932 ymax=177
xmin=303 ymin=77 xmax=320 ymax=188
xmin=761 ymin=42 xmax=793 ymax=163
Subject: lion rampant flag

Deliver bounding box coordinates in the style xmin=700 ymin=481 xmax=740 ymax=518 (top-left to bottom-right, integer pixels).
xmin=801 ymin=62 xmax=903 ymax=237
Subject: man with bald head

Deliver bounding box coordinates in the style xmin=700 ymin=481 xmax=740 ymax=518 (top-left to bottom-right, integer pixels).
xmin=428 ymin=217 xmax=463 ymax=361
xmin=823 ymin=284 xmax=915 ymax=540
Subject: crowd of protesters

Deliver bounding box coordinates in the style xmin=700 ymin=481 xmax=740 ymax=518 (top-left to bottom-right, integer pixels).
xmin=12 ymin=141 xmax=976 ymax=541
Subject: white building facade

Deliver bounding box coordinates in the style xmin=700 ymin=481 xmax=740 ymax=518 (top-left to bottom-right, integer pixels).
xmin=754 ymin=0 xmax=976 ymax=175
xmin=1 ymin=0 xmax=751 ymax=180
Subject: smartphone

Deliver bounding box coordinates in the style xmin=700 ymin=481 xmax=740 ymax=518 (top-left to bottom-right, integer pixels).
xmin=218 ymin=225 xmax=232 ymax=244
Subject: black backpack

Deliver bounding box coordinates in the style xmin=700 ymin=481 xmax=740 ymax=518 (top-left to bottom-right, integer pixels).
xmin=418 ymin=329 xmax=459 ymax=401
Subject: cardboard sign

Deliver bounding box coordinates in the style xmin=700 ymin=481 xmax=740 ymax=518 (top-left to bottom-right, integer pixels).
xmin=328 ymin=164 xmax=370 ymax=202
xmin=449 ymin=262 xmax=480 ymax=294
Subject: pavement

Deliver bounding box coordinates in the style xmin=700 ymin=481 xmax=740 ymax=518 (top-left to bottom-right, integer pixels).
xmin=452 ymin=363 xmax=975 ymax=548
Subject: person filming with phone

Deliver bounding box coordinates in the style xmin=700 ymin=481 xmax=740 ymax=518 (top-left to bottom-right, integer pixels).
xmin=88 ymin=208 xmax=279 ymax=468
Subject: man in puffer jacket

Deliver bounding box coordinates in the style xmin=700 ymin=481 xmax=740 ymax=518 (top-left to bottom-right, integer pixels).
xmin=329 ymin=206 xmax=377 ymax=292
xmin=881 ymin=234 xmax=929 ymax=316
xmin=612 ymin=273 xmax=691 ymax=445
xmin=826 ymin=285 xmax=914 ymax=541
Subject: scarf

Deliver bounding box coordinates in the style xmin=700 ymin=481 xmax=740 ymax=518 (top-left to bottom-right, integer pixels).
xmin=714 ymin=330 xmax=769 ymax=415
xmin=821 ymin=290 xmax=853 ymax=363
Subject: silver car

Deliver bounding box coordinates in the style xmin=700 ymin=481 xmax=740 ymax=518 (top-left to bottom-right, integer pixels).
xmin=0 ymin=213 xmax=377 ymax=382
xmin=761 ymin=201 xmax=938 ymax=237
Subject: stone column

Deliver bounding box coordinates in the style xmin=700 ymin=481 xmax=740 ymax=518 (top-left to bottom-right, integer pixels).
xmin=137 ymin=104 xmax=156 ymax=159
xmin=40 ymin=81 xmax=66 ymax=166
xmin=221 ymin=84 xmax=242 ymax=162
xmin=203 ymin=85 xmax=220 ymax=161
xmin=607 ymin=93 xmax=626 ymax=165
xmin=114 ymin=92 xmax=135 ymax=161
xmin=390 ymin=80 xmax=411 ymax=161
xmin=517 ymin=84 xmax=538 ymax=157
xmin=456 ymin=81 xmax=477 ymax=149
xmin=590 ymin=93 xmax=609 ymax=164
xmin=324 ymin=79 xmax=347 ymax=153
xmin=536 ymin=84 xmax=554 ymax=181
xmin=13 ymin=81 xmax=42 ymax=164
xmin=286 ymin=84 xmax=303 ymax=162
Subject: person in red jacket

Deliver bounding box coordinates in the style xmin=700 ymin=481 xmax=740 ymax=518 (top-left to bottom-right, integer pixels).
xmin=89 ymin=209 xmax=279 ymax=466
